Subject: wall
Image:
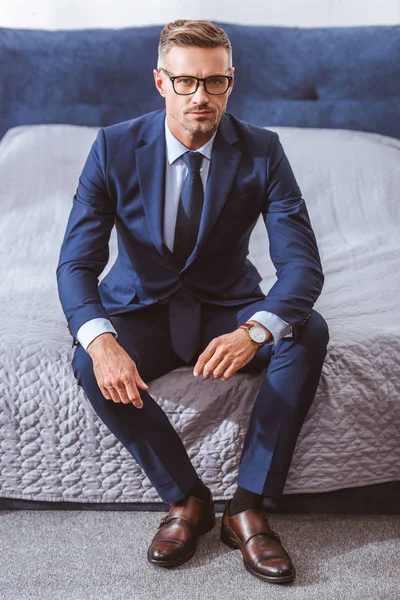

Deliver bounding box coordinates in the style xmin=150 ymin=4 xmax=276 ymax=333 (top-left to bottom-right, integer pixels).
xmin=0 ymin=0 xmax=399 ymax=29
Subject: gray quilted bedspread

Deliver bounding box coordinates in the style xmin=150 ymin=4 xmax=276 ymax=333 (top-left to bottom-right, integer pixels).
xmin=1 ymin=124 xmax=399 ymax=503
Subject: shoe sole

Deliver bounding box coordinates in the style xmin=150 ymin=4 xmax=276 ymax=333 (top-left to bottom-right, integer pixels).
xmin=147 ymin=516 xmax=216 ymax=568
xmin=220 ymin=527 xmax=296 ymax=584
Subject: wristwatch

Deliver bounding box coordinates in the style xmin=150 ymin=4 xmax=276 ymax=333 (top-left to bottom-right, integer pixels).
xmin=238 ymin=322 xmax=269 ymax=349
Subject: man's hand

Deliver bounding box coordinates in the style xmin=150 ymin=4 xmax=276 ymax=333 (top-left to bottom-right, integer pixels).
xmin=87 ymin=333 xmax=148 ymax=408
xmin=193 ymin=322 xmax=272 ymax=381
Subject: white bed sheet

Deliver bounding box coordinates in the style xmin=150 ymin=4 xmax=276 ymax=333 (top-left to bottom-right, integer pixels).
xmin=0 ymin=124 xmax=399 ymax=503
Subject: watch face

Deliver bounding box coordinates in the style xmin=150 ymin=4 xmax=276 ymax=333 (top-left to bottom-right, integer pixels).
xmin=249 ymin=325 xmax=267 ymax=343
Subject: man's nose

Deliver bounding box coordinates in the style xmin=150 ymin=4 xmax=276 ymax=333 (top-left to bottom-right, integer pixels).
xmin=191 ymin=81 xmax=209 ymax=104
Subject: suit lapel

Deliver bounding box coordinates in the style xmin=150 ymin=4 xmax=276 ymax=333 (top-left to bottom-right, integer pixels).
xmin=135 ymin=111 xmax=179 ymax=266
xmin=135 ymin=111 xmax=241 ymax=271
xmin=184 ymin=115 xmax=241 ymax=270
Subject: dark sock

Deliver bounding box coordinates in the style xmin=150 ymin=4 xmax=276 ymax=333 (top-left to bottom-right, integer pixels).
xmin=178 ymin=478 xmax=211 ymax=504
xmin=229 ymin=485 xmax=263 ymax=516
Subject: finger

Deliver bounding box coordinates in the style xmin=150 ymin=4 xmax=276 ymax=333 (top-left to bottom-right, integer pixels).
xmin=194 ymin=342 xmax=217 ymax=376
xmin=125 ymin=379 xmax=144 ymax=409
xmin=100 ymin=385 xmax=114 ymax=401
xmin=202 ymin=351 xmax=226 ymax=378
xmin=136 ymin=380 xmax=149 ymax=391
xmin=114 ymin=383 xmax=132 ymax=405
xmin=212 ymin=356 xmax=231 ymax=379
xmin=108 ymin=386 xmax=122 ymax=403
xmin=193 ymin=342 xmax=214 ymax=375
xmin=109 ymin=382 xmax=131 ymax=404
xmin=220 ymin=361 xmax=241 ymax=381
xmin=132 ymin=365 xmax=149 ymax=391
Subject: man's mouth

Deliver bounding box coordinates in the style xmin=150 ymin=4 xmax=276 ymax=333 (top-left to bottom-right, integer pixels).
xmin=187 ymin=110 xmax=214 ymax=115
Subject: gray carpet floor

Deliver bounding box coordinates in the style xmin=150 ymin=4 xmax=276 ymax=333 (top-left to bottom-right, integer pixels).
xmin=1 ymin=510 xmax=399 ymax=600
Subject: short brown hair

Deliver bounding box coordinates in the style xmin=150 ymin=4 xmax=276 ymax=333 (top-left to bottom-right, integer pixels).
xmin=157 ymin=20 xmax=232 ymax=68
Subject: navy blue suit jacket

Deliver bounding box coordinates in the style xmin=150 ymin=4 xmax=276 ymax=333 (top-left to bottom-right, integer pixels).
xmin=56 ymin=109 xmax=324 ymax=344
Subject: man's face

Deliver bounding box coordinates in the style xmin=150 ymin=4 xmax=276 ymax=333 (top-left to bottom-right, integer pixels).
xmin=153 ymin=46 xmax=234 ymax=145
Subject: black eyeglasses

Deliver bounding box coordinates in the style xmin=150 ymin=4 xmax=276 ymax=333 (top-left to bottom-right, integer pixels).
xmin=158 ymin=68 xmax=233 ymax=96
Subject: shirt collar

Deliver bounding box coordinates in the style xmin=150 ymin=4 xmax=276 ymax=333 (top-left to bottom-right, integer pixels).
xmin=165 ymin=117 xmax=217 ymax=165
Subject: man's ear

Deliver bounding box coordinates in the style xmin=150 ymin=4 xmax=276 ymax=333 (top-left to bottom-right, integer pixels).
xmin=228 ymin=66 xmax=235 ymax=95
xmin=153 ymin=69 xmax=166 ymax=98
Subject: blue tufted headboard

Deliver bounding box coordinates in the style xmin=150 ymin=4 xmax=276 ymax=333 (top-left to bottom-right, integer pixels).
xmin=0 ymin=23 xmax=399 ymax=141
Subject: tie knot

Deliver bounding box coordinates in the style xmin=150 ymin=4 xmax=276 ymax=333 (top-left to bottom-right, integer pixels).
xmin=183 ymin=151 xmax=203 ymax=173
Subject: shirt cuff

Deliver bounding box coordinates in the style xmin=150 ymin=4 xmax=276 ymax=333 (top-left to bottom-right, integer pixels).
xmin=76 ymin=318 xmax=118 ymax=352
xmin=249 ymin=311 xmax=293 ymax=345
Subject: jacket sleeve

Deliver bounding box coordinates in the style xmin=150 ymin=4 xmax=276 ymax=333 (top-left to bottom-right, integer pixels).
xmin=56 ymin=128 xmax=115 ymax=345
xmin=261 ymin=131 xmax=324 ymax=340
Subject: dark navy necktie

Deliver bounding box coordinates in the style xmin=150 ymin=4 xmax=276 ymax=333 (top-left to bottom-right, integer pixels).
xmin=173 ymin=151 xmax=204 ymax=264
xmin=169 ymin=151 xmax=204 ymax=363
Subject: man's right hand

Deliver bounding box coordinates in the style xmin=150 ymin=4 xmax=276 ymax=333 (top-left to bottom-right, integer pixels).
xmin=86 ymin=333 xmax=148 ymax=408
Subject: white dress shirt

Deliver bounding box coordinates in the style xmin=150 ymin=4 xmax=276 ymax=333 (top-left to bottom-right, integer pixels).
xmin=76 ymin=119 xmax=292 ymax=351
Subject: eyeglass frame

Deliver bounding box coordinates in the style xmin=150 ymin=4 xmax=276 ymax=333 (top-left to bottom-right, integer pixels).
xmin=158 ymin=68 xmax=234 ymax=96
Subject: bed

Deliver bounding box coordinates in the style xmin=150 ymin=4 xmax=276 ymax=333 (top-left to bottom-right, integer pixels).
xmin=0 ymin=23 xmax=399 ymax=511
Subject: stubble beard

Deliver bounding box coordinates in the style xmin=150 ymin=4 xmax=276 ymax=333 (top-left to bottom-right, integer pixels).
xmin=180 ymin=107 xmax=225 ymax=137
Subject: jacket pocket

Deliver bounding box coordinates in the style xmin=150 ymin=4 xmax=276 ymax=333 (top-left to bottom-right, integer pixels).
xmin=239 ymin=191 xmax=255 ymax=200
xmin=99 ymin=268 xmax=137 ymax=305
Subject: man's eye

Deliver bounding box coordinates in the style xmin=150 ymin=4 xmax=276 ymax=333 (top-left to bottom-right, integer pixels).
xmin=176 ymin=78 xmax=196 ymax=86
xmin=207 ymin=77 xmax=223 ymax=85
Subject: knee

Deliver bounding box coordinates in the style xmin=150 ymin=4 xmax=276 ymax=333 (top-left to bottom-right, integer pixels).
xmin=300 ymin=309 xmax=329 ymax=350
xmin=71 ymin=344 xmax=95 ymax=386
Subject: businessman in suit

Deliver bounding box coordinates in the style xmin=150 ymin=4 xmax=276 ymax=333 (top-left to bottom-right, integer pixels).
xmin=57 ymin=20 xmax=329 ymax=584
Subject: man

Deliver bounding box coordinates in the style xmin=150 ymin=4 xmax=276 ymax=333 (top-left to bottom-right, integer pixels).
xmin=57 ymin=20 xmax=329 ymax=584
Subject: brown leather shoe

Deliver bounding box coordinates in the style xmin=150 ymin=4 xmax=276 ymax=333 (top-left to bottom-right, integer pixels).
xmin=147 ymin=494 xmax=215 ymax=568
xmin=221 ymin=500 xmax=295 ymax=584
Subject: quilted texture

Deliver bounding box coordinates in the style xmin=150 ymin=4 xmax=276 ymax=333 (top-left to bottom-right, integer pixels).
xmin=0 ymin=124 xmax=399 ymax=503
xmin=0 ymin=24 xmax=399 ymax=141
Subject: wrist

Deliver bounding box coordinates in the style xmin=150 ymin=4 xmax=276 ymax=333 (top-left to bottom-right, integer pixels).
xmin=243 ymin=320 xmax=273 ymax=344
xmin=87 ymin=332 xmax=116 ymax=356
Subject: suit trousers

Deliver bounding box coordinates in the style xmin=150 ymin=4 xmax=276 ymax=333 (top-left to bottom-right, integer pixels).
xmin=71 ymin=299 xmax=329 ymax=503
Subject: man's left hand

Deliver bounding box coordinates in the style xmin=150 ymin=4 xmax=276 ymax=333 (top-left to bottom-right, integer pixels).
xmin=193 ymin=321 xmax=272 ymax=381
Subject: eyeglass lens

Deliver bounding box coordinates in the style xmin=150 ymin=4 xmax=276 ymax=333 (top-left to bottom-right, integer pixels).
xmin=174 ymin=76 xmax=230 ymax=95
